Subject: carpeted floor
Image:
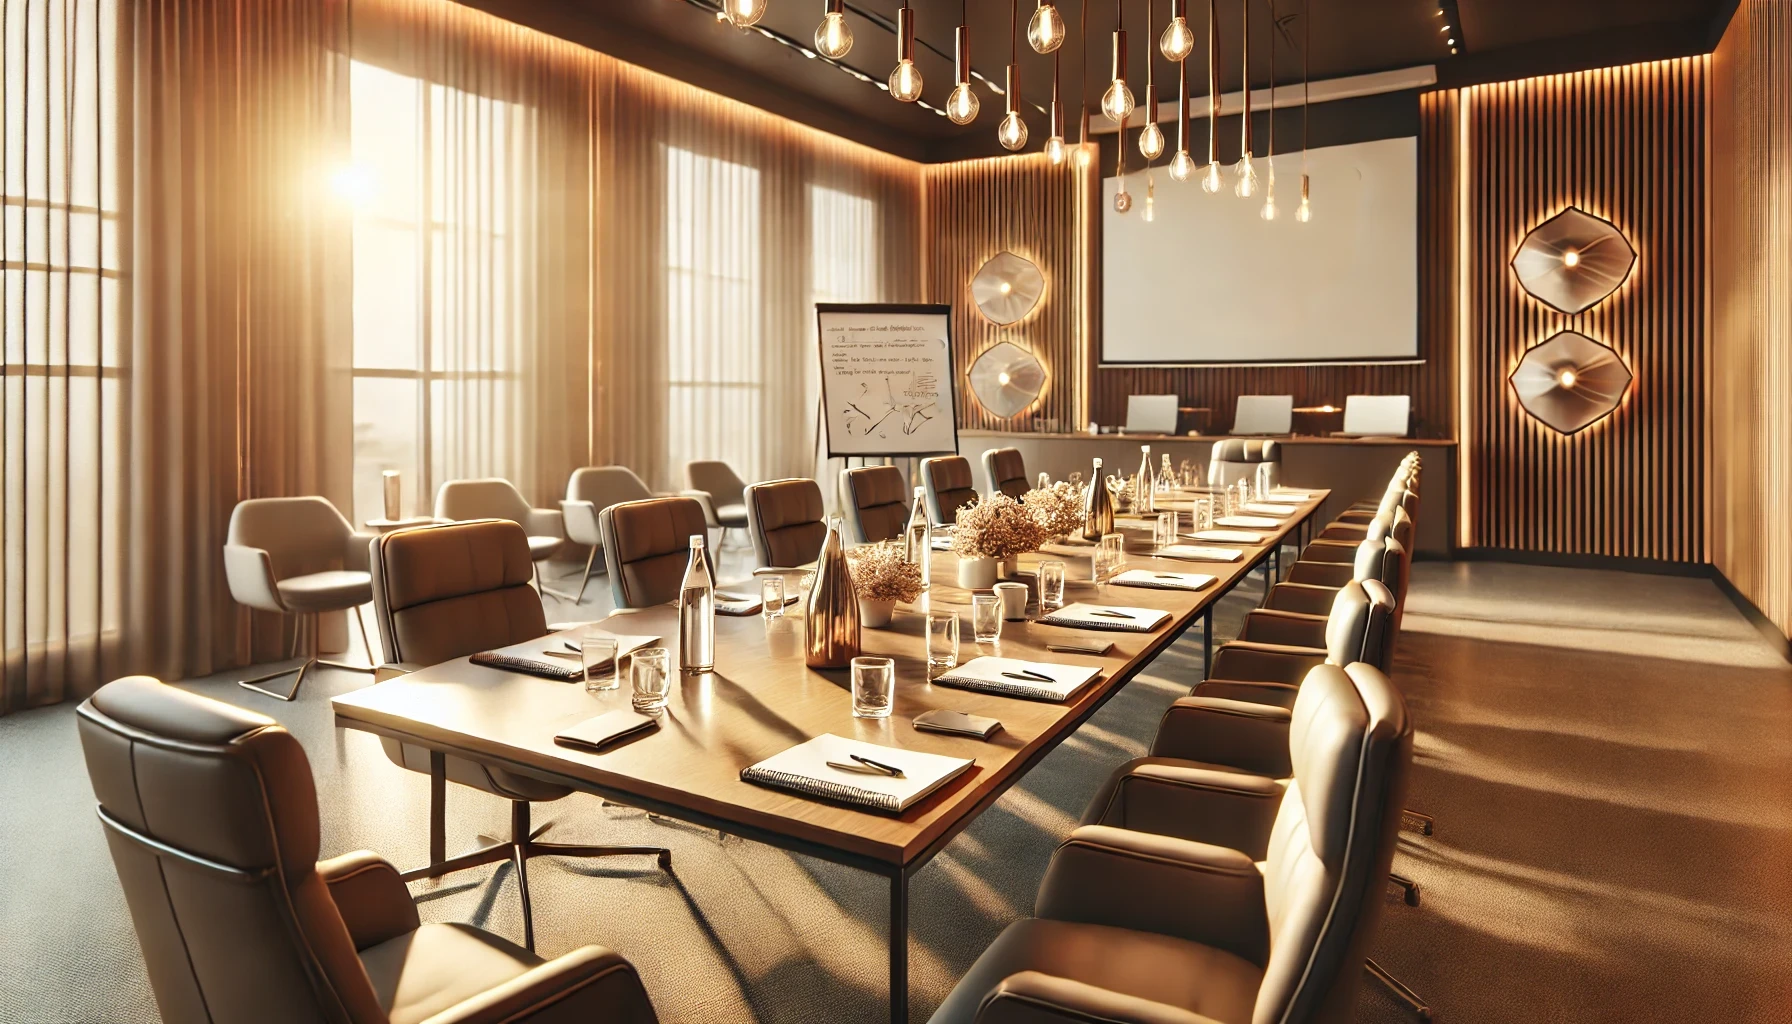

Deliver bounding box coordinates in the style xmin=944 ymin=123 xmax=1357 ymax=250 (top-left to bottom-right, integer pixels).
xmin=3 ymin=558 xmax=1790 ymax=1023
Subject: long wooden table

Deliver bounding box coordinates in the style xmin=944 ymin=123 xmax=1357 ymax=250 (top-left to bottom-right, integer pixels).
xmin=331 ymin=489 xmax=1329 ymax=1024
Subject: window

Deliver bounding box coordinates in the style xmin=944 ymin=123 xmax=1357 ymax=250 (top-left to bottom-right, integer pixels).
xmin=348 ymin=59 xmax=528 ymax=525
xmin=807 ymin=184 xmax=879 ymax=414
xmin=663 ymin=146 xmax=762 ymax=487
xmin=2 ymin=0 xmax=126 ymax=656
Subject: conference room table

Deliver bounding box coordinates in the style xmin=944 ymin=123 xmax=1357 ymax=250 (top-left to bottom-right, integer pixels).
xmin=331 ymin=487 xmax=1330 ymax=1024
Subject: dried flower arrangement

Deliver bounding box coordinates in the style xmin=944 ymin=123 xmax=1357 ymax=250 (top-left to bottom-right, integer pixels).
xmin=1023 ymin=482 xmax=1084 ymax=538
xmin=950 ymin=493 xmax=1047 ymax=560
xmin=847 ymin=542 xmax=925 ymax=603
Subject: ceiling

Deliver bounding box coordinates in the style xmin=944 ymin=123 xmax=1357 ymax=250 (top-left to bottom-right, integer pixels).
xmin=459 ymin=0 xmax=1731 ymax=161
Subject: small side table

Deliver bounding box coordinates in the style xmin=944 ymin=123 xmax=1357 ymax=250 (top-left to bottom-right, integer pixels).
xmin=365 ymin=516 xmax=441 ymax=535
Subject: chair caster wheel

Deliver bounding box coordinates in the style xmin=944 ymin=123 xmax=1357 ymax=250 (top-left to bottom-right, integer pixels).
xmin=657 ymin=850 xmax=672 ymax=870
xmin=1404 ymin=884 xmax=1422 ymax=907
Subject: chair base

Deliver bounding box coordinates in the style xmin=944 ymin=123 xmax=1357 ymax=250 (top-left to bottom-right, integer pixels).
xmin=1389 ymin=871 xmax=1422 ymax=907
xmin=1365 ymin=958 xmax=1432 ymax=1020
xmin=1401 ymin=808 xmax=1435 ymax=836
xmin=238 ymin=608 xmax=376 ymax=702
xmin=401 ymin=800 xmax=670 ymax=952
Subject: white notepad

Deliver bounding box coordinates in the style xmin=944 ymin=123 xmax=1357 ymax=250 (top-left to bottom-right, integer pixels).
xmin=1270 ymin=489 xmax=1320 ymax=500
xmin=1240 ymin=503 xmax=1295 ymax=517
xmin=1156 ymin=544 xmax=1245 ymax=562
xmin=1111 ymin=569 xmax=1217 ymax=592
xmin=1189 ymin=529 xmax=1270 ymax=543
xmin=1216 ymin=515 xmax=1282 ymax=529
xmin=932 ymin=656 xmax=1103 ymax=703
xmin=740 ymin=734 xmax=974 ymax=814
xmin=1037 ymin=602 xmax=1170 ymax=632
xmin=489 ymin=631 xmax=659 ymax=669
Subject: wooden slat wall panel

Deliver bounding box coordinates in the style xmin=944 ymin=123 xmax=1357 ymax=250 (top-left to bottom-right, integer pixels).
xmin=1459 ymin=59 xmax=1708 ymax=562
xmin=1711 ymin=1 xmax=1792 ymax=634
xmin=921 ymin=155 xmax=1095 ymax=433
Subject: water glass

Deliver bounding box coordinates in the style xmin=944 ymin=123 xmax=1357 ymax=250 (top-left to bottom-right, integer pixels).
xmin=1095 ymin=533 xmax=1126 ymax=582
xmin=1194 ymin=497 xmax=1214 ymax=531
xmin=581 ymin=631 xmax=620 ymax=692
xmin=630 ymin=648 xmax=671 ymax=713
xmin=760 ymin=576 xmax=786 ymax=621
xmin=1037 ymin=559 xmax=1066 ymax=612
xmin=927 ymin=612 xmax=961 ymax=668
xmin=1254 ymin=462 xmax=1274 ymax=497
xmin=851 ymin=656 xmax=895 ymax=719
xmin=970 ymin=594 xmax=1003 ymax=643
xmin=1153 ymin=511 xmax=1179 ymax=551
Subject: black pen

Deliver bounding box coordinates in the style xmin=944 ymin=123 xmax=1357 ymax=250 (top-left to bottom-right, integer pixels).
xmin=1002 ymin=669 xmax=1056 ymax=682
xmin=1091 ymin=609 xmax=1134 ymax=619
xmin=849 ymin=753 xmax=905 ymax=777
xmin=1153 ymin=573 xmax=1184 ymax=579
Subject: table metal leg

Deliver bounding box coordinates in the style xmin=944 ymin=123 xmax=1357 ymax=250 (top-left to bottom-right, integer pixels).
xmin=889 ymin=871 xmax=910 ymax=1024
xmin=429 ymin=751 xmax=447 ymax=866
xmin=1203 ymin=608 xmax=1214 ymax=677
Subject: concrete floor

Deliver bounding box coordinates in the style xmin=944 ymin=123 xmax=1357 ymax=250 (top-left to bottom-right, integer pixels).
xmin=3 ymin=558 xmax=1790 ymax=1023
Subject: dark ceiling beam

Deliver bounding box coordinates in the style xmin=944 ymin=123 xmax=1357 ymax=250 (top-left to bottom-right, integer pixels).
xmin=1434 ymin=19 xmax=1714 ymax=90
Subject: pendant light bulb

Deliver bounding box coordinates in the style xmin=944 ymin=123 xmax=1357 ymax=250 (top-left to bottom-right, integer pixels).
xmin=1027 ymin=2 xmax=1066 ymax=53
xmin=1144 ymin=175 xmax=1156 ymax=222
xmin=947 ymin=83 xmax=980 ymax=124
xmin=890 ymin=5 xmax=923 ymax=103
xmin=1295 ymin=174 xmax=1311 ymax=222
xmin=1259 ymin=177 xmax=1278 ymax=220
xmin=1201 ymin=160 xmax=1223 ymax=193
xmin=1075 ymin=144 xmax=1094 ymax=168
xmin=815 ymin=6 xmax=854 ymax=60
xmin=1169 ymin=149 xmax=1195 ymax=181
xmin=999 ymin=110 xmax=1029 ymax=150
xmin=1234 ymin=155 xmax=1257 ymax=198
xmin=1046 ymin=135 xmax=1067 ymax=164
xmin=1139 ymin=121 xmax=1165 ymax=160
xmin=1161 ymin=16 xmax=1195 ymax=61
xmin=1101 ymin=79 xmax=1136 ymax=123
xmin=725 ymin=0 xmax=769 ymax=28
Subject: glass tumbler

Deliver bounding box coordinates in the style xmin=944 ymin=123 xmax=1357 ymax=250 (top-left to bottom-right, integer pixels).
xmin=760 ymin=576 xmax=786 ymax=621
xmin=970 ymin=594 xmax=1003 ymax=643
xmin=630 ymin=648 xmax=671 ymax=713
xmin=1037 ymin=559 xmax=1066 ymax=612
xmin=851 ymin=656 xmax=895 ymax=718
xmin=581 ymin=631 xmax=620 ymax=692
xmin=927 ymin=612 xmax=961 ymax=668
xmin=1097 ymin=533 xmax=1127 ymax=581
xmin=1154 ymin=511 xmax=1179 ymax=551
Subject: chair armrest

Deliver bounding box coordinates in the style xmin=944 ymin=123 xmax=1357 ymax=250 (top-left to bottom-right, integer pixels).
xmin=976 ymin=972 xmax=1224 ymax=1024
xmin=223 ymin=544 xmax=284 ymax=613
xmin=679 ymin=489 xmax=720 ymax=526
xmin=1236 ymin=609 xmax=1327 ymax=649
xmin=343 ymin=531 xmax=377 ymax=573
xmin=1333 ymin=509 xmax=1377 ymax=524
xmin=524 ymin=507 xmax=563 ymax=539
xmin=1082 ymin=760 xmax=1285 ymax=857
xmin=1149 ymin=697 xmax=1293 ymax=777
xmin=424 ymin=945 xmax=658 ymax=1024
xmin=559 ymin=500 xmax=602 ymax=547
xmin=1192 ymin=678 xmax=1301 ymax=710
xmin=1284 ymin=560 xmax=1354 ymax=588
xmin=374 ymin=662 xmax=425 ymax=682
xmin=1262 ymin=583 xmax=1338 ymax=616
xmin=316 ymin=851 xmax=418 ymax=951
xmin=1299 ymin=539 xmax=1358 ymax=563
xmin=1035 ymin=825 xmax=1269 ymax=964
xmin=1208 ymin=642 xmax=1325 ymax=685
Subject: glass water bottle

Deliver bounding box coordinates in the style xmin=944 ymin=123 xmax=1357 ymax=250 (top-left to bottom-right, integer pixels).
xmin=678 ymin=534 xmax=715 ymax=672
xmin=904 ymin=486 xmax=932 ymax=590
xmin=1134 ymin=445 xmax=1154 ymax=514
xmin=1083 ymin=457 xmax=1114 ymax=540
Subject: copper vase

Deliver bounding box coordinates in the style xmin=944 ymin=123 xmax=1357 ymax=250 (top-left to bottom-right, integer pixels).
xmin=804 ymin=516 xmax=861 ymax=669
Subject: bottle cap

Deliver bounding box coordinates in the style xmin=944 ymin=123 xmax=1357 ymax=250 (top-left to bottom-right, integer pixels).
xmin=689 ymin=534 xmax=706 ymax=549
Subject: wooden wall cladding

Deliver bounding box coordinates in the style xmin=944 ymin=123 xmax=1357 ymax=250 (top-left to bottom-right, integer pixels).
xmin=1458 ymin=58 xmax=1707 ymax=562
xmin=922 ymin=155 xmax=1094 ymax=433
xmin=1711 ymin=1 xmax=1792 ymax=635
xmin=1085 ymin=101 xmax=1459 ymax=437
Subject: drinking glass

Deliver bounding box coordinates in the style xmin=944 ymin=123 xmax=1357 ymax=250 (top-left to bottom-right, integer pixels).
xmin=970 ymin=594 xmax=1003 ymax=643
xmin=1037 ymin=559 xmax=1066 ymax=612
xmin=1194 ymin=497 xmax=1213 ymax=531
xmin=760 ymin=576 xmax=786 ymax=621
xmin=1254 ymin=462 xmax=1274 ymax=498
xmin=581 ymin=631 xmax=620 ymax=692
xmin=851 ymin=656 xmax=895 ymax=719
xmin=1154 ymin=511 xmax=1179 ymax=551
xmin=927 ymin=612 xmax=961 ymax=668
xmin=1096 ymin=533 xmax=1127 ymax=582
xmin=630 ymin=648 xmax=671 ymax=713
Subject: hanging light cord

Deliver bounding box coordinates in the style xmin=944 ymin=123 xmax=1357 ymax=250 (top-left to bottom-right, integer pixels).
xmin=1301 ymin=0 xmax=1309 ymax=169
xmin=1267 ymin=0 xmax=1275 ymax=162
xmin=1080 ymin=0 xmax=1090 ymax=143
xmin=1011 ymin=0 xmax=1018 ymax=65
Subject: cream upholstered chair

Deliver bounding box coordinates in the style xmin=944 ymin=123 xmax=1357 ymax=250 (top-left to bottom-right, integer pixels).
xmin=433 ymin=477 xmax=567 ymax=596
xmin=560 ymin=466 xmax=657 ymax=605
xmin=77 ymin=675 xmax=661 ymax=1023
xmin=921 ymin=455 xmax=978 ymax=525
xmin=368 ymin=519 xmax=669 ymax=950
xmin=683 ymin=460 xmax=750 ymax=545
xmin=223 ymin=496 xmax=375 ymax=702
xmin=1208 ymin=438 xmax=1282 ymax=489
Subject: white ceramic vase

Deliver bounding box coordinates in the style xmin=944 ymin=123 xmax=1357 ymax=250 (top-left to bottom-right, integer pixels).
xmin=957 ymin=556 xmax=997 ymax=590
xmin=858 ymin=597 xmax=896 ymax=628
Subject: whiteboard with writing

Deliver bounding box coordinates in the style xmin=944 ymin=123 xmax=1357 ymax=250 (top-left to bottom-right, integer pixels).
xmin=816 ymin=303 xmax=959 ymax=458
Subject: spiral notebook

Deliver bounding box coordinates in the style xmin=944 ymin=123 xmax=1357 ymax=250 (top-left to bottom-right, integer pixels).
xmin=740 ymin=735 xmax=974 ymax=815
xmin=1188 ymin=529 xmax=1270 ymax=544
xmin=931 ymin=656 xmax=1102 ymax=702
xmin=1037 ymin=602 xmax=1170 ymax=632
xmin=1110 ymin=569 xmax=1217 ymax=592
xmin=471 ymin=631 xmax=659 ymax=683
xmin=1215 ymin=515 xmax=1283 ymax=529
xmin=1156 ymin=544 xmax=1244 ymax=563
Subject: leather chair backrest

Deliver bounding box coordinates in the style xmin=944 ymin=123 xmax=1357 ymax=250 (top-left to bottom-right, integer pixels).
xmin=843 ymin=466 xmax=910 ymax=544
xmin=371 ymin=519 xmax=547 ymax=666
xmin=227 ymin=497 xmax=354 ymax=583
xmin=434 ymin=477 xmax=533 ymax=526
xmin=746 ymin=478 xmax=828 ymax=568
xmin=567 ymin=466 xmax=654 ymax=508
xmin=599 ymin=496 xmax=710 ymax=608
xmin=1208 ymin=439 xmax=1281 ymax=489
xmin=922 ymin=456 xmax=977 ymax=525
xmin=76 ymin=676 xmax=388 ymax=1024
xmin=1254 ymin=662 xmax=1412 ymax=1024
xmin=685 ymin=461 xmax=747 ymax=507
xmin=981 ymin=448 xmax=1029 ymax=500
xmin=1323 ymin=579 xmax=1396 ymax=672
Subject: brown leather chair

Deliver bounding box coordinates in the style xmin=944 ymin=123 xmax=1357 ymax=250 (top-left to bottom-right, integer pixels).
xmin=1190 ymin=579 xmax=1396 ymax=710
xmin=921 ymin=455 xmax=977 ymax=525
xmin=1265 ymin=536 xmax=1407 ymax=616
xmin=745 ymin=477 xmax=828 ymax=568
xmin=981 ymin=447 xmax=1029 ymax=500
xmin=1301 ymin=506 xmax=1413 ymax=564
xmin=842 ymin=465 xmax=911 ymax=544
xmin=928 ymin=662 xmax=1411 ymax=1024
xmin=598 ymin=496 xmax=710 ymax=608
xmin=76 ymin=675 xmax=661 ymax=1024
xmin=370 ymin=519 xmax=669 ymax=949
xmin=1320 ymin=487 xmax=1418 ymax=542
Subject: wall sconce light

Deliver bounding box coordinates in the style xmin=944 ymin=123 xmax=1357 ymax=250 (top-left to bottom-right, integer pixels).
xmin=1511 ymin=206 xmax=1636 ymax=315
xmin=1510 ymin=329 xmax=1632 ymax=435
xmin=971 ymin=251 xmax=1045 ymax=324
xmin=968 ymin=341 xmax=1047 ymax=418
